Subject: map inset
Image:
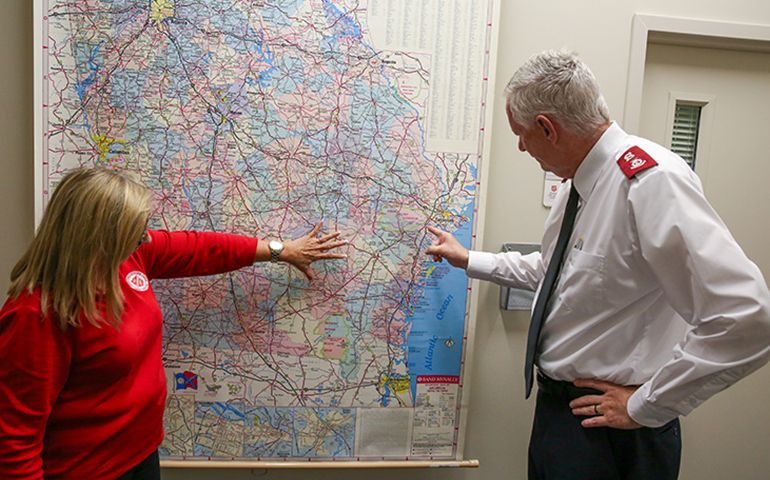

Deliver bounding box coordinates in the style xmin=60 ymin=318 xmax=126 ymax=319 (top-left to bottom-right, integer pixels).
xmin=40 ymin=0 xmax=494 ymax=460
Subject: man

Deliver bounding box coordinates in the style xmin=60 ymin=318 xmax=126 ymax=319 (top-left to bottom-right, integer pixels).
xmin=426 ymin=50 xmax=770 ymax=479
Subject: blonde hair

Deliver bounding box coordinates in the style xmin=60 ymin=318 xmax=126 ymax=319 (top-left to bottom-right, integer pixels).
xmin=8 ymin=167 xmax=152 ymax=329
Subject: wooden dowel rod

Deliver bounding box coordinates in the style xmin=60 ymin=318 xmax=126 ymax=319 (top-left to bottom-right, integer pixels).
xmin=161 ymin=459 xmax=480 ymax=469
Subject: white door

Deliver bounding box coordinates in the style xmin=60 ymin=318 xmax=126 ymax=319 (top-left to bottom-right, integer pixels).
xmin=639 ymin=42 xmax=770 ymax=480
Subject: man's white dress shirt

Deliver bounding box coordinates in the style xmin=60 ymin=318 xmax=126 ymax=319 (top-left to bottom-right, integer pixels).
xmin=466 ymin=122 xmax=770 ymax=427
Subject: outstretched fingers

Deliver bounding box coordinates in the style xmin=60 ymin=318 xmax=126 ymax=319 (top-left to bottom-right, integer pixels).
xmin=317 ymin=231 xmax=342 ymax=243
xmin=315 ymin=252 xmax=348 ymax=259
xmin=316 ymin=239 xmax=348 ymax=251
xmin=308 ymin=222 xmax=323 ymax=238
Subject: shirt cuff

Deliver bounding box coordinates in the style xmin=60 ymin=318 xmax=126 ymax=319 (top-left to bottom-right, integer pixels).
xmin=466 ymin=250 xmax=498 ymax=281
xmin=627 ymin=382 xmax=679 ymax=428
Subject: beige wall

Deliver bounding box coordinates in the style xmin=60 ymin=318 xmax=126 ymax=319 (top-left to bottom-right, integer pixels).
xmin=2 ymin=1 xmax=770 ymax=479
xmin=0 ymin=0 xmax=33 ymax=298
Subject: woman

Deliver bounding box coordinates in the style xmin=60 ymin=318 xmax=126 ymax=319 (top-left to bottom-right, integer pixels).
xmin=0 ymin=167 xmax=346 ymax=479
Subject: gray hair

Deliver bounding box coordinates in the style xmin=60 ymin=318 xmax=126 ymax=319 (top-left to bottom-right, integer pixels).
xmin=504 ymin=50 xmax=610 ymax=136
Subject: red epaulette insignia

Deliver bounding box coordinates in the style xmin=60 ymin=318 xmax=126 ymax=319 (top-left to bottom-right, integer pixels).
xmin=617 ymin=146 xmax=658 ymax=179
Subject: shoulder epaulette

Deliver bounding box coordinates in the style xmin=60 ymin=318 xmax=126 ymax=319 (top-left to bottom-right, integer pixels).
xmin=617 ymin=146 xmax=658 ymax=179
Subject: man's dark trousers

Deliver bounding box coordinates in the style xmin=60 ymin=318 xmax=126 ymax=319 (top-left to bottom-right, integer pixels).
xmin=528 ymin=381 xmax=681 ymax=480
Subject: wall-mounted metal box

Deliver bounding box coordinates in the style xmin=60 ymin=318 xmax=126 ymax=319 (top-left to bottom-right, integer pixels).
xmin=499 ymin=243 xmax=540 ymax=311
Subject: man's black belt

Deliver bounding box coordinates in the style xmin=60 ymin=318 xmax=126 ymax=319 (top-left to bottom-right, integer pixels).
xmin=536 ymin=372 xmax=602 ymax=400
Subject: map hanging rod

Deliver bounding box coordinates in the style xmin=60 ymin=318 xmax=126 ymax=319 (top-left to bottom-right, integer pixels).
xmin=161 ymin=459 xmax=480 ymax=469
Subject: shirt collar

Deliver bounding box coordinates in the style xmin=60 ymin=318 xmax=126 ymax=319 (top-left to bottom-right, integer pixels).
xmin=573 ymin=122 xmax=627 ymax=199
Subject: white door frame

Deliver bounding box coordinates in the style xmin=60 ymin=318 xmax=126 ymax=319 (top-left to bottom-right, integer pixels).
xmin=623 ymin=14 xmax=770 ymax=133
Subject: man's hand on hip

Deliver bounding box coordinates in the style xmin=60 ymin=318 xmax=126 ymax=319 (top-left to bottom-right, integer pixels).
xmin=569 ymin=378 xmax=643 ymax=430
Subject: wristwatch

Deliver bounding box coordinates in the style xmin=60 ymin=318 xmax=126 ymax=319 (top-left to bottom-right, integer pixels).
xmin=268 ymin=239 xmax=284 ymax=262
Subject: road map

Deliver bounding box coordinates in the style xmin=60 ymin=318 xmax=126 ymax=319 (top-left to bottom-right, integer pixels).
xmin=37 ymin=0 xmax=498 ymax=461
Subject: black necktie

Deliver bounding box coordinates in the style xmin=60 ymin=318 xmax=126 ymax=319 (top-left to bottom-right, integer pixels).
xmin=524 ymin=183 xmax=580 ymax=398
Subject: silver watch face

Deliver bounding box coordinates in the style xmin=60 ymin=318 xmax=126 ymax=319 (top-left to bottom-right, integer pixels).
xmin=269 ymin=240 xmax=284 ymax=252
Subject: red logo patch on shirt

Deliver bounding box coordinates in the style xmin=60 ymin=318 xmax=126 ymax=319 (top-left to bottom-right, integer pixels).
xmin=617 ymin=146 xmax=658 ymax=179
xmin=126 ymin=271 xmax=149 ymax=292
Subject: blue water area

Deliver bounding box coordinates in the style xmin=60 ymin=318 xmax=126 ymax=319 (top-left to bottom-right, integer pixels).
xmin=74 ymin=41 xmax=102 ymax=102
xmin=241 ymin=28 xmax=276 ymax=87
xmin=406 ymin=198 xmax=476 ymax=403
xmin=322 ymin=0 xmax=362 ymax=39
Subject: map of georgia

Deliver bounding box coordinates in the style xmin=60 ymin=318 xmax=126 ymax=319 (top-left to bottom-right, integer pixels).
xmin=42 ymin=0 xmax=490 ymax=459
